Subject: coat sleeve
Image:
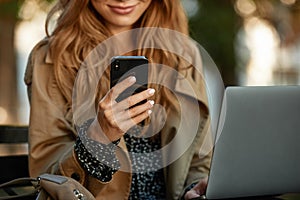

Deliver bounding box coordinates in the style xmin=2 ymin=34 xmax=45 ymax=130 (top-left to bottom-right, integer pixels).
xmin=24 ymin=40 xmax=135 ymax=199
xmin=24 ymin=40 xmax=88 ymax=185
xmin=176 ymin=43 xmax=214 ymax=199
xmin=185 ymin=45 xmax=213 ymax=185
xmin=185 ymin=116 xmax=212 ymax=185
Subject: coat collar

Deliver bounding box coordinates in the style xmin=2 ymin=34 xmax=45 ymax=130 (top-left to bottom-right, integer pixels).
xmin=45 ymin=50 xmax=53 ymax=64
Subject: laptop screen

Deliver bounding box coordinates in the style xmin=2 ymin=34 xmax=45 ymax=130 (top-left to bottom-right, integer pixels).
xmin=206 ymin=86 xmax=300 ymax=199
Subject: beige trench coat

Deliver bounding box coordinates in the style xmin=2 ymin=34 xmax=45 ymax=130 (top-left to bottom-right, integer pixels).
xmin=24 ymin=38 xmax=212 ymax=200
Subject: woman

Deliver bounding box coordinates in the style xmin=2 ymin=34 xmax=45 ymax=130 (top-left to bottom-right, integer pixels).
xmin=24 ymin=0 xmax=212 ymax=199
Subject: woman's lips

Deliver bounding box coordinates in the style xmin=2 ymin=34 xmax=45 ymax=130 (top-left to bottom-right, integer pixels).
xmin=109 ymin=5 xmax=136 ymax=15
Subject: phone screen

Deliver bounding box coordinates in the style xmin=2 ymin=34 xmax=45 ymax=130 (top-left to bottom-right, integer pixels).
xmin=110 ymin=56 xmax=148 ymax=103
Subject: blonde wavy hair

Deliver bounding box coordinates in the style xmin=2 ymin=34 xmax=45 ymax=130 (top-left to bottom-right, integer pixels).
xmin=46 ymin=0 xmax=189 ymax=107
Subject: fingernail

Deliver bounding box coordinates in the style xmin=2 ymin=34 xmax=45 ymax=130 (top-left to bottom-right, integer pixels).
xmin=148 ymin=88 xmax=155 ymax=95
xmin=129 ymin=76 xmax=136 ymax=83
xmin=149 ymin=100 xmax=155 ymax=106
xmin=148 ymin=110 xmax=152 ymax=115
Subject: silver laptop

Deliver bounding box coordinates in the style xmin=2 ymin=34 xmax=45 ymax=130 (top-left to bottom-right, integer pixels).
xmin=205 ymin=86 xmax=300 ymax=199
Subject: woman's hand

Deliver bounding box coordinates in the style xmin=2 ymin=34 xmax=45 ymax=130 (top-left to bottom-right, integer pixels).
xmin=87 ymin=76 xmax=155 ymax=143
xmin=184 ymin=177 xmax=208 ymax=200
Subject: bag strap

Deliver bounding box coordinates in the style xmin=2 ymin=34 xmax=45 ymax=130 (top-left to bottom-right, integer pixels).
xmin=0 ymin=177 xmax=39 ymax=200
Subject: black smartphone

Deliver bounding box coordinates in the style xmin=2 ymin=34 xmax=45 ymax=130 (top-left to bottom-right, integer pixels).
xmin=110 ymin=56 xmax=148 ymax=103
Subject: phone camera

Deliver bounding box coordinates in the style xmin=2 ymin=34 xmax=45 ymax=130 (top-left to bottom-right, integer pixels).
xmin=115 ymin=60 xmax=120 ymax=71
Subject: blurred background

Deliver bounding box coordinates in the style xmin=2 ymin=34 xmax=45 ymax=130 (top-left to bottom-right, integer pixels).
xmin=0 ymin=0 xmax=300 ymax=125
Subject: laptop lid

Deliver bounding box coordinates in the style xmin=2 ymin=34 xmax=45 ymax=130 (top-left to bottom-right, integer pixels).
xmin=205 ymin=86 xmax=300 ymax=199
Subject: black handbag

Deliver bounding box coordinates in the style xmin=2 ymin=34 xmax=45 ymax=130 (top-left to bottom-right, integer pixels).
xmin=0 ymin=174 xmax=95 ymax=200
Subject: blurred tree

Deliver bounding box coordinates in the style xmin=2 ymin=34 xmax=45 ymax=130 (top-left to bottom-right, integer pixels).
xmin=188 ymin=0 xmax=241 ymax=86
xmin=0 ymin=0 xmax=22 ymax=124
xmin=0 ymin=0 xmax=53 ymax=124
xmin=233 ymin=0 xmax=300 ymax=85
xmin=250 ymin=0 xmax=300 ymax=46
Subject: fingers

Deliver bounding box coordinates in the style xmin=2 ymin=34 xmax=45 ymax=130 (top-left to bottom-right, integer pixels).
xmin=184 ymin=190 xmax=201 ymax=199
xmin=96 ymin=76 xmax=155 ymax=140
xmin=116 ymin=88 xmax=155 ymax=111
xmin=102 ymin=98 xmax=155 ymax=134
xmin=99 ymin=75 xmax=136 ymax=111
xmin=128 ymin=100 xmax=155 ymax=118
xmin=117 ymin=105 xmax=153 ymax=132
xmin=109 ymin=76 xmax=136 ymax=103
xmin=116 ymin=100 xmax=154 ymax=125
xmin=112 ymin=88 xmax=155 ymax=127
xmin=184 ymin=177 xmax=208 ymax=200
